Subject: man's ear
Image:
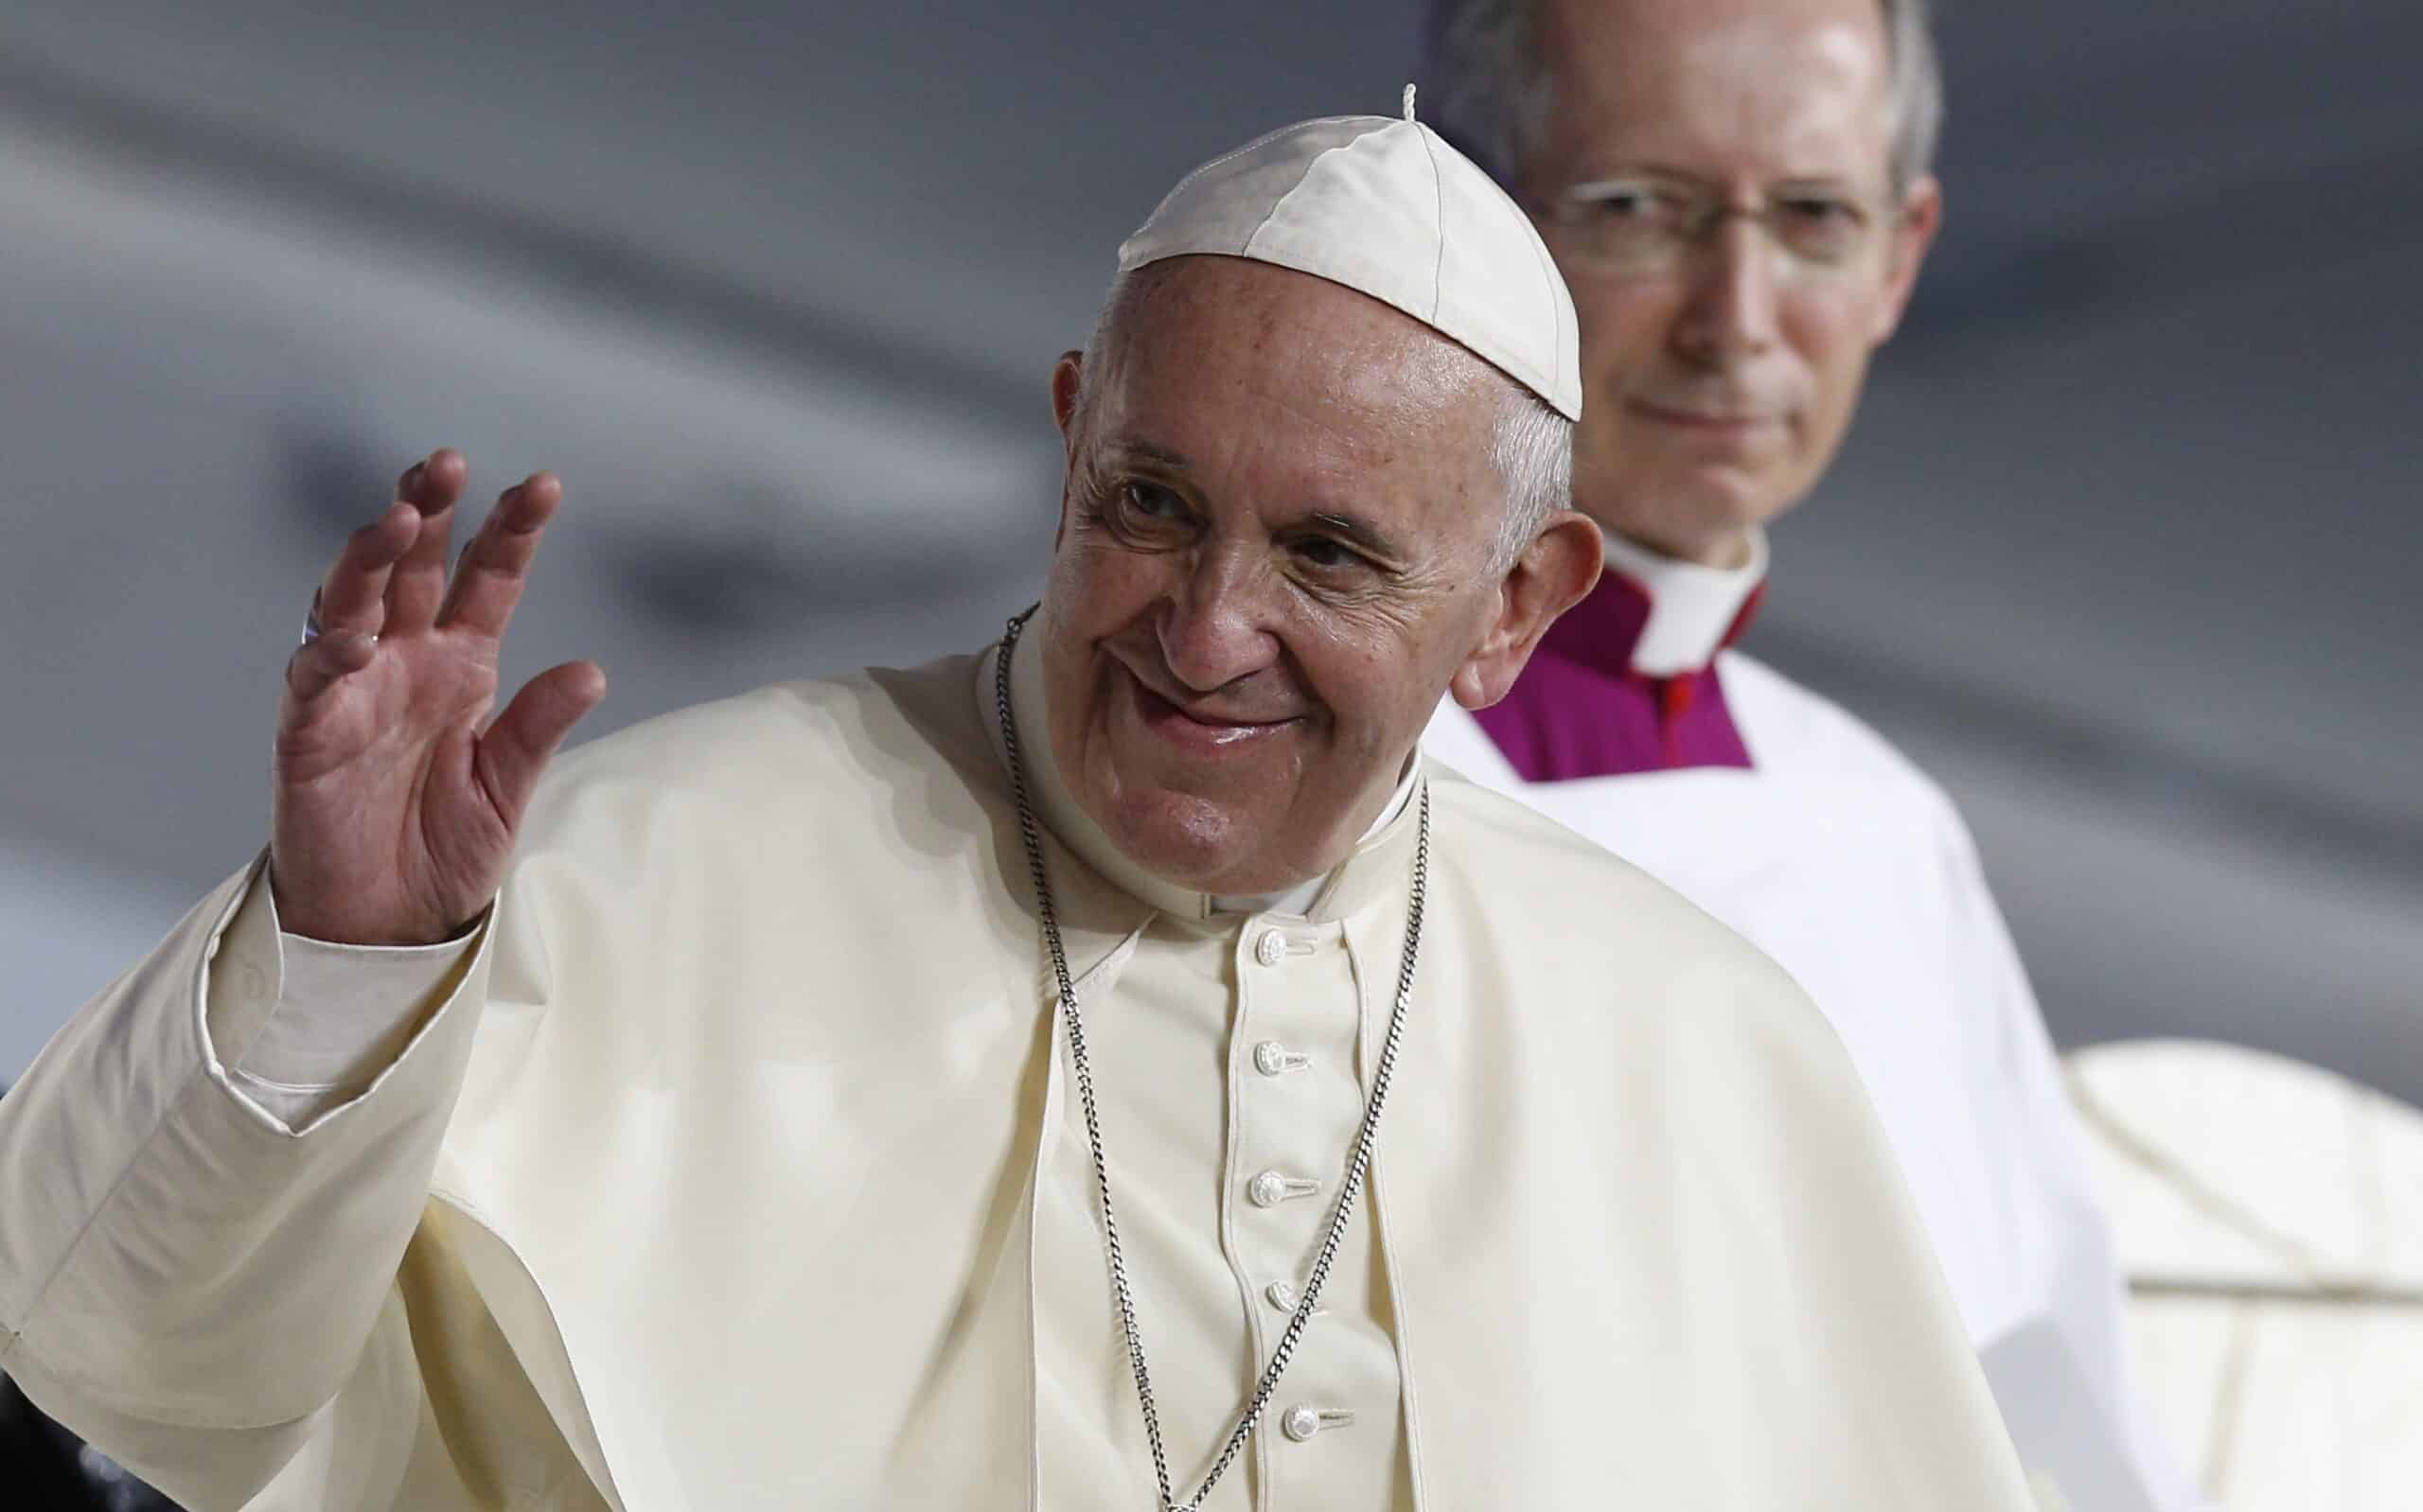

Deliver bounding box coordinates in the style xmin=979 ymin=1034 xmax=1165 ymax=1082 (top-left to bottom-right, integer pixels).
xmin=1872 ymin=173 xmax=1942 ymax=344
xmin=1052 ymin=350 xmax=1085 ymax=441
xmin=1449 ymin=512 xmax=1602 ymax=711
xmin=1050 ymin=351 xmax=1085 ymax=552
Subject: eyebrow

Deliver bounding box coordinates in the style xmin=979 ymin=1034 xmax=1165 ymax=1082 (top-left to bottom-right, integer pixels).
xmin=1574 ymin=163 xmax=1864 ymax=192
xmin=1109 ymin=438 xmax=1193 ymax=471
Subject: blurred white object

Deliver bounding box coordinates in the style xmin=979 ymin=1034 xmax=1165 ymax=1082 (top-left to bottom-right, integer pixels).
xmin=2066 ymin=1039 xmax=2423 ymax=1509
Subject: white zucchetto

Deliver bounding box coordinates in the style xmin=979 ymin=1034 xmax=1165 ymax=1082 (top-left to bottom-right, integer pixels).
xmin=1116 ymin=88 xmax=1583 ymax=421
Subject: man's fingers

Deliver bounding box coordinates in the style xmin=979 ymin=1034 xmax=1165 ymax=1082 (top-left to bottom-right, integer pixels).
xmin=413 ymin=449 xmax=469 ymax=506
xmin=439 ymin=473 xmax=563 ymax=640
xmin=313 ymin=504 xmax=417 ymax=639
xmin=281 ymin=630 xmax=381 ymax=708
xmin=384 ymin=450 xmax=467 ymax=634
xmin=475 ymin=659 xmax=607 ymax=824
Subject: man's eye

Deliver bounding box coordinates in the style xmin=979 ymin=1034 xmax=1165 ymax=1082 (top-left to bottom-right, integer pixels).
xmin=1121 ymin=482 xmax=1185 ymax=519
xmin=1780 ymin=196 xmax=1859 ymax=224
xmin=1775 ymin=197 xmax=1868 ymax=260
xmin=1583 ymin=185 xmax=1673 ymax=222
xmin=1294 ymin=536 xmax=1369 ymax=571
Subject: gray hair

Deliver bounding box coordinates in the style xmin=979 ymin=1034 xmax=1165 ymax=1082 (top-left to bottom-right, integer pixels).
xmin=1076 ymin=269 xmax=1573 ymax=575
xmin=1486 ymin=387 xmax=1571 ymax=571
xmin=1421 ymin=0 xmax=1945 ymax=200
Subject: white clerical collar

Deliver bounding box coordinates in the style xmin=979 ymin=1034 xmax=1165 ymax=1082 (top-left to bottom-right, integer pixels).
xmin=1599 ymin=525 xmax=1770 ymax=677
xmin=982 ymin=624 xmax=1418 ymax=922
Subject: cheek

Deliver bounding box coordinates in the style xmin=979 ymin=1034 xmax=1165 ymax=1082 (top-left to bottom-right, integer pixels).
xmin=1780 ymin=296 xmax=1883 ymax=433
xmin=1047 ymin=536 xmax=1162 ymax=638
xmin=1293 ymin=622 xmax=1442 ymax=755
xmin=1572 ymin=283 xmax=1676 ymax=393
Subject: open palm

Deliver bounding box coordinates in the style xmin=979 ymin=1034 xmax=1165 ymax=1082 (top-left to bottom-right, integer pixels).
xmin=270 ymin=450 xmax=605 ymax=945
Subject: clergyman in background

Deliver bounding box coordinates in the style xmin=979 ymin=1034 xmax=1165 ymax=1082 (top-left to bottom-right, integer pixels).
xmin=1420 ymin=1 xmax=2204 ymax=1506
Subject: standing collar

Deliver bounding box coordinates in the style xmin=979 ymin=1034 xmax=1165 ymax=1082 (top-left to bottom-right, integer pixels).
xmin=977 ymin=623 xmax=1421 ymax=923
xmin=1594 ymin=526 xmax=1769 ymax=677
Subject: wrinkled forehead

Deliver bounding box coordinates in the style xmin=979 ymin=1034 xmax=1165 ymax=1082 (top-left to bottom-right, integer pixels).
xmin=1539 ymin=0 xmax=1896 ymax=184
xmin=1089 ymin=257 xmax=1505 ymax=465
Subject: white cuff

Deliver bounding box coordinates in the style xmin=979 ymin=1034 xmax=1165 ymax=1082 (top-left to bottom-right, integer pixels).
xmin=206 ymin=869 xmax=478 ymax=1129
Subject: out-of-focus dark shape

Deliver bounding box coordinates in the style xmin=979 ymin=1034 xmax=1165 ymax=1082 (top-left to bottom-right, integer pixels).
xmin=1 ymin=1374 xmax=181 ymax=1510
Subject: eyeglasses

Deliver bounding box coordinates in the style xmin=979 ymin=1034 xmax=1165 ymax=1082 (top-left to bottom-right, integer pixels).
xmin=1538 ymin=176 xmax=1896 ymax=275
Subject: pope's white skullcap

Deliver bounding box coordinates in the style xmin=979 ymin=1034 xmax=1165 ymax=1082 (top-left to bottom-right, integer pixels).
xmin=1117 ymin=87 xmax=1582 ymax=421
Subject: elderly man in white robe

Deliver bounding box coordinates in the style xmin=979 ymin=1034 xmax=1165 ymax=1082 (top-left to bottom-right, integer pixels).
xmin=0 ymin=105 xmax=2035 ymax=1510
xmin=1418 ymin=2 xmax=2202 ymax=1508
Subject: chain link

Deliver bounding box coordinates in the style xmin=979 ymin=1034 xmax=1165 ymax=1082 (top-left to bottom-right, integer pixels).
xmin=995 ymin=609 xmax=1430 ymax=1511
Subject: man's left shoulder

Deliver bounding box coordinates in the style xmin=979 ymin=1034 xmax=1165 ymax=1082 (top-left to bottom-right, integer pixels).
xmin=1721 ymin=649 xmax=1969 ymax=836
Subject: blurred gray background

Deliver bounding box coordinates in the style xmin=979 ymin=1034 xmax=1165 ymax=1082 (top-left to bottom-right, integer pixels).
xmin=0 ymin=1 xmax=2415 ymax=1099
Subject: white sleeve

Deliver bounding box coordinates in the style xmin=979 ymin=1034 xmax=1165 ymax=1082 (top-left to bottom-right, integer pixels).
xmin=0 ymin=858 xmax=500 ymax=1509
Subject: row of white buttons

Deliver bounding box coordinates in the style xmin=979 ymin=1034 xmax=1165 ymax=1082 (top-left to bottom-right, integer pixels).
xmin=1247 ymin=927 xmax=1319 ymax=1197
xmin=1247 ymin=923 xmax=1356 ymax=1450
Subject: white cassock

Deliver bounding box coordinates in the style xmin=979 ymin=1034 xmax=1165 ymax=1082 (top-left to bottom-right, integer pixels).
xmin=1425 ymin=527 xmax=2204 ymax=1512
xmin=0 ymin=629 xmax=2036 ymax=1510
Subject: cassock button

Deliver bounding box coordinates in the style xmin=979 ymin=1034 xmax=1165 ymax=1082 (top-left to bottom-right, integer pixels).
xmin=1248 ymin=1169 xmax=1318 ymax=1208
xmin=1282 ymin=1404 xmax=1354 ymax=1441
xmin=1265 ymin=1279 xmax=1326 ymax=1316
xmin=1253 ymin=1040 xmax=1310 ymax=1077
xmin=1254 ymin=929 xmax=1288 ymax=968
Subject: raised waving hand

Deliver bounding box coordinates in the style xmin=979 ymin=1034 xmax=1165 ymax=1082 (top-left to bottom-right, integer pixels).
xmin=270 ymin=449 xmax=606 ymax=945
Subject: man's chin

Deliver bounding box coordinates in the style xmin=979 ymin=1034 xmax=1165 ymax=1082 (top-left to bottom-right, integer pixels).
xmin=1105 ymin=788 xmax=1243 ymax=881
xmin=1101 ymin=788 xmax=1316 ymax=896
xmin=1081 ymin=715 xmax=1327 ymax=891
xmin=1584 ymin=461 xmax=1794 ymax=554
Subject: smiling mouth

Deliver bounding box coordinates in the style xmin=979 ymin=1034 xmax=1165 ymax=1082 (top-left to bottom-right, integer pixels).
xmin=1123 ymin=668 xmax=1298 ymax=751
xmin=1630 ymin=398 xmax=1777 ymax=431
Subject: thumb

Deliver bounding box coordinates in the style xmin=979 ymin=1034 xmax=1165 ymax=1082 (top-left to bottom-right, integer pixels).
xmin=478 ymin=660 xmax=608 ymax=826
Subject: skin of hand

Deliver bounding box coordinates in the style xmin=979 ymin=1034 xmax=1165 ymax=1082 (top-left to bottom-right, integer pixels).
xmin=269 ymin=448 xmax=607 ymax=945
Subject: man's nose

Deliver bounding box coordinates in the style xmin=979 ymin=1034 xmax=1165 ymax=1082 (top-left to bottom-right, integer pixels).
xmin=1157 ymin=550 xmax=1282 ymax=694
xmin=1672 ymin=217 xmax=1781 ymax=365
